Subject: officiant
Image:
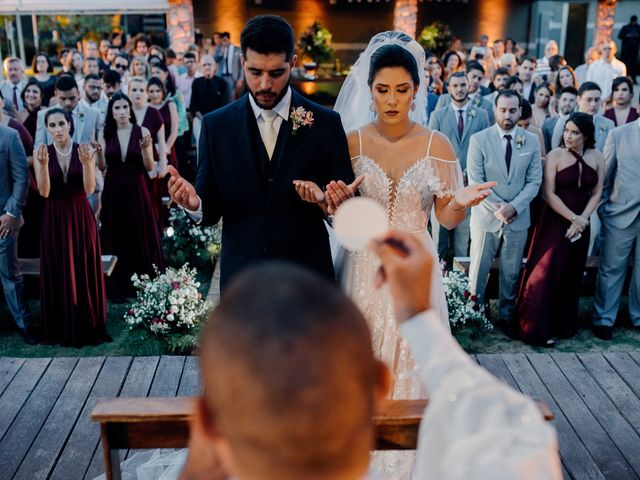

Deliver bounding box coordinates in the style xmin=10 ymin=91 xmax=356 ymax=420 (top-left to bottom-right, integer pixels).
xmin=168 ymin=15 xmax=359 ymax=289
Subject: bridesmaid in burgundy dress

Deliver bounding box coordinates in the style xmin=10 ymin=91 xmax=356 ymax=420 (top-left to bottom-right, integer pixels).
xmin=148 ymin=77 xmax=179 ymax=171
xmin=129 ymin=76 xmax=169 ymax=231
xmin=98 ymin=93 xmax=165 ymax=301
xmin=33 ymin=108 xmax=108 ymax=346
xmin=517 ymin=112 xmax=605 ymax=346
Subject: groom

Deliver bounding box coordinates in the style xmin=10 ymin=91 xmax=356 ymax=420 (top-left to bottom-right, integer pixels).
xmin=168 ymin=15 xmax=356 ymax=289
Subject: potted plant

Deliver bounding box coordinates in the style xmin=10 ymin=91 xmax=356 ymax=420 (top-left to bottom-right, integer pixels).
xmin=298 ymin=21 xmax=335 ymax=79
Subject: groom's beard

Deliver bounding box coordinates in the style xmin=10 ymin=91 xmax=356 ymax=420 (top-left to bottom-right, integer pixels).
xmin=249 ymin=82 xmax=290 ymax=110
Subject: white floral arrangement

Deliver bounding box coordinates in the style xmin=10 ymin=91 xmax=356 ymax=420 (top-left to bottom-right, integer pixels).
xmin=442 ymin=265 xmax=492 ymax=334
xmin=164 ymin=208 xmax=221 ymax=267
xmin=125 ymin=265 xmax=209 ymax=335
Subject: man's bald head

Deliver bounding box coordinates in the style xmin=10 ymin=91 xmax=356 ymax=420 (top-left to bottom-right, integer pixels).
xmin=199 ymin=263 xmax=380 ymax=479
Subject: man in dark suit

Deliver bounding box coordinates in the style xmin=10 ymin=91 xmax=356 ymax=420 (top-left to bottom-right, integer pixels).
xmin=168 ymin=15 xmax=357 ymax=289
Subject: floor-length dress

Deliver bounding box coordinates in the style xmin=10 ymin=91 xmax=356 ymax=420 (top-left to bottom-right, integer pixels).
xmin=100 ymin=124 xmax=165 ymax=301
xmin=517 ymin=150 xmax=598 ymax=343
xmin=40 ymin=144 xmax=108 ymax=346
xmin=142 ymin=107 xmax=168 ymax=232
xmin=343 ymin=126 xmax=462 ymax=479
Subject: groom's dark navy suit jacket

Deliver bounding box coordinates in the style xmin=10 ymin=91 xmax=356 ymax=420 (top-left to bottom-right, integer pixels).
xmin=196 ymin=90 xmax=355 ymax=289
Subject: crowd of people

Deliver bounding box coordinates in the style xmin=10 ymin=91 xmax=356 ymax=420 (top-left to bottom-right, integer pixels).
xmin=0 ymin=31 xmax=236 ymax=346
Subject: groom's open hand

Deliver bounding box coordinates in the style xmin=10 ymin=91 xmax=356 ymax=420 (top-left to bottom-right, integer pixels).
xmin=325 ymin=175 xmax=365 ymax=215
xmin=168 ymin=165 xmax=200 ymax=211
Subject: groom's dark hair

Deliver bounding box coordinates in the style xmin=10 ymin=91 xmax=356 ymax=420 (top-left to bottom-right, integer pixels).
xmin=240 ymin=15 xmax=295 ymax=61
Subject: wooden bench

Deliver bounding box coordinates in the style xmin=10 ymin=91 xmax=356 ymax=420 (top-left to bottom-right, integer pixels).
xmin=17 ymin=255 xmax=118 ymax=277
xmin=92 ymin=396 xmax=554 ymax=480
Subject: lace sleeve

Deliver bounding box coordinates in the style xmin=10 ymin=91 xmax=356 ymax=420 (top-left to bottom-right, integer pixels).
xmin=429 ymin=156 xmax=464 ymax=197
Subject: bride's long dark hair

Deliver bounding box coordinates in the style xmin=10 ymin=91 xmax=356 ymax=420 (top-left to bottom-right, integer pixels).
xmin=368 ymin=43 xmax=421 ymax=88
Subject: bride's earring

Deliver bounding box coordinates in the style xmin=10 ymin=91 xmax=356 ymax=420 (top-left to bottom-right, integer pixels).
xmin=411 ymin=100 xmax=416 ymax=112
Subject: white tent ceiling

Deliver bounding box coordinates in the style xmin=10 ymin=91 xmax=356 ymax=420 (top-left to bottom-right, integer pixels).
xmin=0 ymin=0 xmax=170 ymax=15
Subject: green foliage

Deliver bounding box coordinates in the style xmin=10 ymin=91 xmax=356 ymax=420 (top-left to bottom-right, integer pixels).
xmin=417 ymin=21 xmax=452 ymax=56
xmin=36 ymin=15 xmax=114 ymax=50
xmin=298 ymin=21 xmax=335 ymax=64
xmin=163 ymin=208 xmax=221 ymax=269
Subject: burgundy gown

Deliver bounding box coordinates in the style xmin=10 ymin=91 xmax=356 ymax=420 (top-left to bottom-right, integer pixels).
xmin=517 ymin=150 xmax=598 ymax=344
xmin=100 ymin=124 xmax=165 ymax=301
xmin=159 ymin=101 xmax=178 ymax=169
xmin=40 ymin=144 xmax=108 ymax=346
xmin=141 ymin=107 xmax=167 ymax=232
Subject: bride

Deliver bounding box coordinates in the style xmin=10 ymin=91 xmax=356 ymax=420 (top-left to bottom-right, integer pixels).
xmin=297 ymin=32 xmax=493 ymax=400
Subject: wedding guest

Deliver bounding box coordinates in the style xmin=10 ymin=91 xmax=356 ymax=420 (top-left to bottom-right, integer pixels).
xmin=176 ymin=52 xmax=203 ymax=111
xmin=505 ymin=37 xmax=516 ymax=54
xmin=551 ymin=82 xmax=614 ymax=152
xmin=518 ymin=55 xmax=537 ymax=103
xmin=83 ymin=56 xmax=100 ymax=77
xmin=492 ymin=39 xmax=506 ymax=64
xmin=517 ymin=100 xmax=546 ymax=158
xmin=132 ymin=33 xmax=151 ymax=61
xmin=148 ymin=77 xmax=179 ymax=171
xmin=484 ymin=67 xmax=510 ymax=104
xmin=1 ymin=57 xmax=27 ymax=116
xmin=499 ymin=53 xmax=517 ymax=76
xmin=618 ymin=16 xmax=640 ymax=82
xmin=429 ymin=71 xmax=490 ymax=259
xmin=593 ymin=115 xmax=640 ymax=340
xmin=468 ymin=90 xmax=543 ymax=335
xmin=129 ymin=76 xmax=168 ymax=230
xmin=574 ymin=47 xmax=601 ymax=86
xmin=505 ymin=75 xmax=524 ymax=96
xmin=0 ymin=91 xmax=33 ymax=157
xmin=554 ymin=65 xmax=578 ymax=92
xmin=98 ymin=38 xmax=111 ymax=72
xmin=33 ymin=108 xmax=108 ymax=346
xmin=82 ymin=39 xmax=99 ymax=60
xmin=586 ymin=40 xmax=627 ymax=103
xmin=214 ymin=32 xmax=243 ymax=103
xmin=531 ymin=82 xmax=552 ymax=127
xmin=80 ymin=73 xmax=109 ymax=124
xmin=112 ymin=53 xmax=130 ymax=92
xmin=97 ymin=92 xmax=164 ymax=301
xmin=18 ymin=79 xmax=43 ymax=144
xmin=542 ymin=86 xmax=577 ymax=153
xmin=0 ymin=124 xmax=32 ymax=343
xmin=30 ymin=52 xmax=55 ymax=107
xmin=443 ymin=50 xmax=464 ymax=77
xmin=61 ymin=49 xmax=85 ymax=86
xmin=130 ymin=56 xmax=150 ymax=80
xmin=103 ymin=69 xmax=122 ymax=98
xmin=517 ymin=112 xmax=603 ymax=345
xmin=435 ymin=61 xmax=494 ymax=123
xmin=426 ymin=53 xmax=445 ymax=95
xmin=189 ymin=55 xmax=228 ymax=153
xmin=603 ymin=76 xmax=639 ymax=126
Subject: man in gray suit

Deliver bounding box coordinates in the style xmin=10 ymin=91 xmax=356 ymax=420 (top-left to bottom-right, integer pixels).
xmin=429 ymin=72 xmax=490 ymax=259
xmin=434 ymin=61 xmax=494 ymax=124
xmin=215 ymin=32 xmax=244 ymax=104
xmin=541 ymin=86 xmax=577 ymax=153
xmin=468 ymin=90 xmax=542 ymax=331
xmin=551 ymin=82 xmax=614 ymax=152
xmin=592 ymin=120 xmax=640 ymax=340
xmin=34 ymin=75 xmax=102 ymax=214
xmin=0 ymin=125 xmax=33 ymax=343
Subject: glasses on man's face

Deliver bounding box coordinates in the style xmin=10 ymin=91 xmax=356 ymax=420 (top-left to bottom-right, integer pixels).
xmin=115 ymin=64 xmax=128 ymax=69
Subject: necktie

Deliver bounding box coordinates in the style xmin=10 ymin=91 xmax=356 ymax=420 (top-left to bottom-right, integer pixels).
xmin=12 ymin=86 xmax=18 ymax=110
xmin=69 ymin=113 xmax=75 ymax=139
xmin=222 ymin=47 xmax=228 ymax=75
xmin=504 ymin=134 xmax=512 ymax=173
xmin=457 ymin=109 xmax=464 ymax=140
xmin=261 ymin=109 xmax=278 ymax=160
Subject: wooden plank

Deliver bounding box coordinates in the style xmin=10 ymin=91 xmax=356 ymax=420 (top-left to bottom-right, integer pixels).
xmin=49 ymin=356 xmax=131 ymax=480
xmin=0 ymin=357 xmax=50 ymax=440
xmin=552 ymin=353 xmax=640 ymax=476
xmin=0 ymin=357 xmax=77 ymax=478
xmin=476 ymin=354 xmax=521 ymax=390
xmin=527 ymin=353 xmax=635 ymax=479
xmin=18 ymin=255 xmax=117 ymax=277
xmin=84 ymin=356 xmax=160 ymax=480
xmin=13 ymin=357 xmax=104 ymax=480
xmin=148 ymin=355 xmax=186 ymax=397
xmin=177 ymin=356 xmax=200 ymax=396
xmin=589 ymin=353 xmax=640 ymax=435
xmin=502 ymin=353 xmax=605 ymax=480
xmin=0 ymin=356 xmax=25 ymax=395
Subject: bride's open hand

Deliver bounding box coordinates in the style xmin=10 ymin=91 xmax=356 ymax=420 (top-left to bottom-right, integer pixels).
xmin=293 ymin=180 xmax=325 ymax=204
xmin=452 ymin=181 xmax=497 ymax=209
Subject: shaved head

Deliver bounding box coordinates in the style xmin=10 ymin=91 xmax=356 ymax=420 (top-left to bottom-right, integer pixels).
xmin=199 ymin=263 xmax=379 ymax=479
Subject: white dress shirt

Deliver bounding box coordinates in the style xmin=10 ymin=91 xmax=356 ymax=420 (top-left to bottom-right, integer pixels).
xmin=496 ymin=123 xmax=517 ymax=155
xmin=184 ymin=88 xmax=293 ymax=221
xmin=586 ymin=58 xmax=627 ymax=99
xmin=401 ymin=310 xmax=562 ymax=480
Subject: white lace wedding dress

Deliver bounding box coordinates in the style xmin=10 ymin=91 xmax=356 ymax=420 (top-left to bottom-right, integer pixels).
xmin=340 ymin=124 xmax=462 ymax=479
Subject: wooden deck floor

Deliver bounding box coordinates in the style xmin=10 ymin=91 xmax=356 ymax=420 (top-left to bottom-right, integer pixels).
xmin=1 ymin=353 xmax=640 ymax=479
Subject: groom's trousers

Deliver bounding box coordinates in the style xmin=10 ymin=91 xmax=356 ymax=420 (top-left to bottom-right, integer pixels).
xmin=593 ymin=213 xmax=640 ymax=327
xmin=469 ymin=226 xmax=527 ymax=322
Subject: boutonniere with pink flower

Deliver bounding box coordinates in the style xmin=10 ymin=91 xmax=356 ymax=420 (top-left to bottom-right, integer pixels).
xmin=515 ymin=135 xmax=526 ymax=150
xmin=290 ymin=106 xmax=314 ymax=135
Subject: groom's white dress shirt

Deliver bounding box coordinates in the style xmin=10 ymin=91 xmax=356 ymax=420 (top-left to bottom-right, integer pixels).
xmin=185 ymin=88 xmax=293 ymax=222
xmin=401 ymin=310 xmax=561 ymax=480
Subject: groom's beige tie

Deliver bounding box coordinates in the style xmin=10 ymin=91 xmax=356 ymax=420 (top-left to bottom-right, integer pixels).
xmin=261 ymin=109 xmax=279 ymax=160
